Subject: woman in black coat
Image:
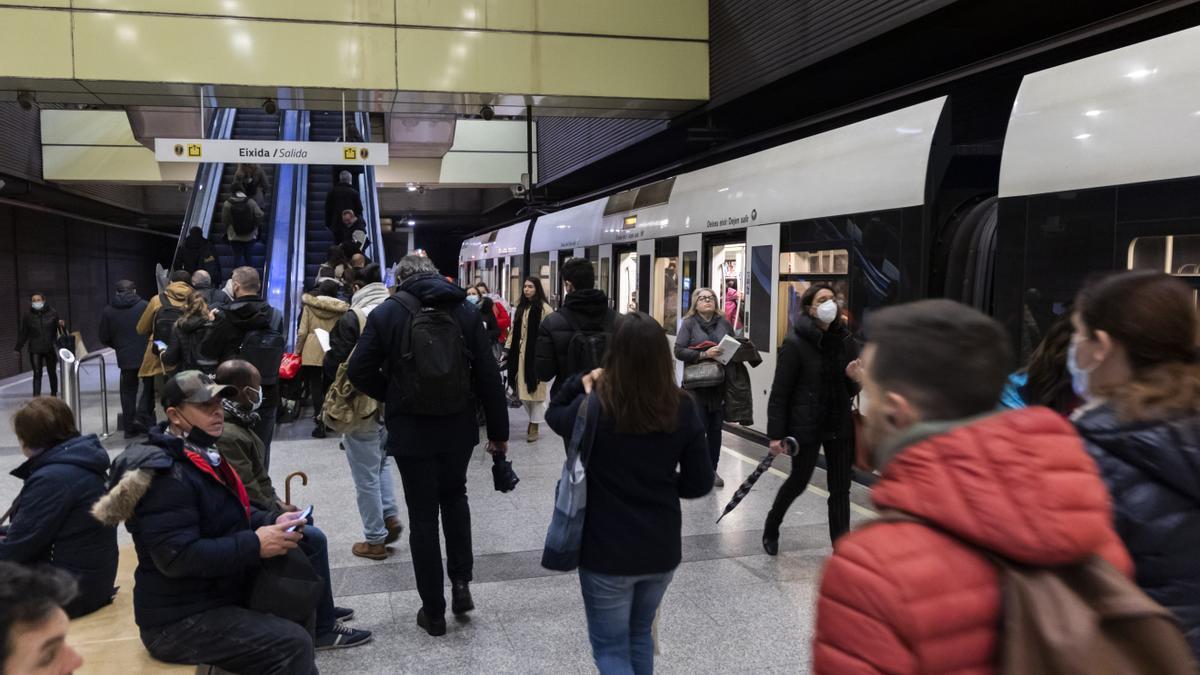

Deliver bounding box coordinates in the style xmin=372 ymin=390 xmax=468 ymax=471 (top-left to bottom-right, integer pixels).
xmin=14 ymin=293 xmax=65 ymax=397
xmin=762 ymin=283 xmax=861 ymax=553
xmin=674 ymin=287 xmax=736 ymax=488
xmin=1069 ymin=270 xmax=1200 ymax=659
xmin=160 ymin=292 xmax=217 ymax=375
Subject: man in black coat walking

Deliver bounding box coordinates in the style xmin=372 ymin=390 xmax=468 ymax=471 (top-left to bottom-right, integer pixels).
xmin=99 ymin=280 xmax=150 ymax=437
xmin=324 ymin=171 xmax=363 ymax=245
xmin=173 ymin=227 xmax=221 ymax=284
xmin=535 ymin=257 xmax=619 ymax=397
xmin=348 ymin=255 xmax=509 ymax=636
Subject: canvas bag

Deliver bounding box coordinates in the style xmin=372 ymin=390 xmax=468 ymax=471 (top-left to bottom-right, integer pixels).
xmin=541 ymin=393 xmax=600 ymax=571
xmin=322 ymin=310 xmax=379 ymax=434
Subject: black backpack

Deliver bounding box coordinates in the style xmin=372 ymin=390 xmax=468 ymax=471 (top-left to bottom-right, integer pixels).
xmin=154 ymin=292 xmax=184 ymax=345
xmin=229 ymin=199 xmax=257 ymax=236
xmin=563 ymin=308 xmax=613 ymax=376
xmin=238 ymin=312 xmax=285 ymax=386
xmin=392 ymin=291 xmax=472 ymax=416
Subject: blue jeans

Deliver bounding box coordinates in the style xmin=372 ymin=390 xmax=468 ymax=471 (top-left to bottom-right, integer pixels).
xmin=298 ymin=524 xmax=336 ymax=635
xmin=578 ymin=569 xmax=675 ymax=675
xmin=343 ymin=425 xmax=399 ymax=545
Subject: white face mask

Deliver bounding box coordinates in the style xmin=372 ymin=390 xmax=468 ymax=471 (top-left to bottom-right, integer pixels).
xmin=244 ymin=386 xmax=263 ymax=412
xmin=816 ymin=299 xmax=838 ymax=324
xmin=31 ymin=301 xmax=44 ymax=311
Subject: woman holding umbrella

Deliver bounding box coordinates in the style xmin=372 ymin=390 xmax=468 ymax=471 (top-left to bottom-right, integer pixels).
xmin=762 ymin=283 xmax=862 ymax=554
xmin=546 ymin=312 xmax=712 ymax=675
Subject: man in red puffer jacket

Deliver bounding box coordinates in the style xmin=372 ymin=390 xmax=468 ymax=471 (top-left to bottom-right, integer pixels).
xmin=813 ymin=300 xmax=1132 ymax=675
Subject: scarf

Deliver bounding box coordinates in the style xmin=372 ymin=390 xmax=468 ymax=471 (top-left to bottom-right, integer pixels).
xmin=508 ymin=300 xmax=544 ymax=396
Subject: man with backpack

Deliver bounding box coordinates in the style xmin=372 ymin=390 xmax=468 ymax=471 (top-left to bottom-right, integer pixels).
xmin=135 ymin=271 xmax=192 ymax=431
xmin=200 ymin=267 xmax=285 ymax=468
xmin=221 ymin=186 xmax=264 ymax=269
xmin=347 ymin=255 xmax=509 ymax=637
xmin=322 ymin=264 xmax=402 ymax=561
xmin=325 ymin=171 xmax=363 ymax=245
xmin=811 ymin=300 xmax=1194 ymax=674
xmin=535 ymin=257 xmax=619 ymax=397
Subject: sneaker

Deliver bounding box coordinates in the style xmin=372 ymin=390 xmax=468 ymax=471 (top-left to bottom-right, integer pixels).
xmin=417 ymin=608 xmax=447 ymax=637
xmin=384 ymin=516 xmax=404 ymax=545
xmin=333 ymin=606 xmax=355 ymax=623
xmin=316 ymin=622 xmax=372 ymax=651
xmin=352 ymin=542 xmax=388 ymax=561
xmin=451 ymin=580 xmax=474 ymax=615
xmin=713 ymin=474 xmax=725 ymax=488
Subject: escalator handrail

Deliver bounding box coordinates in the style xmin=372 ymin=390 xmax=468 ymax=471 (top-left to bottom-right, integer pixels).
xmin=262 ymin=110 xmax=305 ymax=352
xmin=354 ymin=112 xmax=386 ymax=271
xmin=171 ymin=108 xmax=235 ymax=269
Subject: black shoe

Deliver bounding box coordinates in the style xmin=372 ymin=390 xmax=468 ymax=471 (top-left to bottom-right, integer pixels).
xmin=333 ymin=606 xmax=355 ymax=622
xmin=763 ymin=533 xmax=779 ymax=556
xmin=315 ymin=622 xmax=372 ymax=651
xmin=311 ymin=422 xmax=327 ymax=439
xmin=417 ymin=608 xmax=447 ymax=636
xmin=451 ymin=581 xmax=474 ymax=615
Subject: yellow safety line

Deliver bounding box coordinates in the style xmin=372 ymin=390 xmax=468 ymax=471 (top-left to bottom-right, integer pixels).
xmin=720 ymin=445 xmax=878 ymax=517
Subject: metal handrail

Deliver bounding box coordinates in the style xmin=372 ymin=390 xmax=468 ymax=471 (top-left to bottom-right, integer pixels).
xmin=57 ymin=349 xmax=112 ymax=440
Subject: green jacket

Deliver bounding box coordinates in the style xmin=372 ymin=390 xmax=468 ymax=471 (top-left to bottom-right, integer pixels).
xmin=217 ymin=408 xmax=279 ymax=509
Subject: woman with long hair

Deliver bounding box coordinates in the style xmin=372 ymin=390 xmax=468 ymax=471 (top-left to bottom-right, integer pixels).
xmin=476 ymin=282 xmax=511 ymax=343
xmin=160 ymin=291 xmax=216 ymax=375
xmin=1070 ymin=270 xmax=1200 ymax=658
xmin=674 ymin=287 xmax=736 ymax=487
xmin=297 ymin=279 xmax=348 ymax=438
xmin=762 ymin=282 xmax=861 ymax=554
xmin=546 ymin=312 xmax=713 ymax=674
xmin=506 ymin=277 xmax=554 ymax=442
xmin=1000 ymin=316 xmax=1080 ymax=415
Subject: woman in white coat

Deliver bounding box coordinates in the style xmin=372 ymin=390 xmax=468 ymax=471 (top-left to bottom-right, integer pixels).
xmin=506 ymin=277 xmax=554 ymax=442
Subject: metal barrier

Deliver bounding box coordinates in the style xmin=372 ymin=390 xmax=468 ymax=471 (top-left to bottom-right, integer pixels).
xmin=57 ymin=348 xmax=112 ymax=440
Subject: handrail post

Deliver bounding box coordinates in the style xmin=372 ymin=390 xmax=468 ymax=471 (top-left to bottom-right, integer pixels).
xmin=97 ymin=356 xmax=110 ymax=439
xmin=57 ymin=348 xmax=79 ymax=428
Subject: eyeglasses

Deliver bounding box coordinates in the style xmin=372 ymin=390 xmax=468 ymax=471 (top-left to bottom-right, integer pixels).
xmin=695 ymin=295 xmax=716 ymax=302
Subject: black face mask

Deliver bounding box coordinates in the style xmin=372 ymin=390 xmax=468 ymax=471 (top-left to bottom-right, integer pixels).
xmin=178 ymin=411 xmax=220 ymax=448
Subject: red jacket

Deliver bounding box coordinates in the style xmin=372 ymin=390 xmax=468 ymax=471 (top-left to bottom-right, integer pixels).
xmin=813 ymin=407 xmax=1132 ymax=674
xmin=493 ymin=300 xmax=511 ymax=344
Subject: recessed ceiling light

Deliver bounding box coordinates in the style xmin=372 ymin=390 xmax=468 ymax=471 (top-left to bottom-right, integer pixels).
xmin=1084 ymin=110 xmax=1103 ymax=117
xmin=1074 ymin=133 xmax=1092 ymax=140
xmin=407 ymin=219 xmax=416 ymax=226
xmin=1125 ymin=68 xmax=1157 ymax=80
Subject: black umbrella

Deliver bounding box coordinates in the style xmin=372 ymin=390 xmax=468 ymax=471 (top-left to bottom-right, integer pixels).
xmin=716 ymin=437 xmax=798 ymax=523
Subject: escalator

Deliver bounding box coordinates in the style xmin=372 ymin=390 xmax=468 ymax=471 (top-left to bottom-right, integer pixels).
xmin=210 ymin=109 xmax=282 ymax=277
xmin=301 ymin=111 xmax=346 ymax=290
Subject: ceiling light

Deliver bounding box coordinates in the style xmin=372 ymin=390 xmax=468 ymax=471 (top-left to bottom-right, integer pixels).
xmin=1124 ymin=68 xmax=1157 ymax=80
xmin=895 ymin=127 xmax=923 ymax=134
xmin=1084 ymin=110 xmax=1102 ymax=117
xmin=1074 ymin=133 xmax=1092 ymax=140
xmin=407 ymin=219 xmax=416 ymax=226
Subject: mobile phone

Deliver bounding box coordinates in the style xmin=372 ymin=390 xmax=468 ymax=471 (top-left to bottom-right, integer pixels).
xmin=286 ymin=504 xmax=313 ymax=533
xmin=153 ymin=340 xmax=167 ymax=351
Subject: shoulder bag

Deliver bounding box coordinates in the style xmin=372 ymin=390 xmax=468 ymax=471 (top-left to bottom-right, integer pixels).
xmin=541 ymin=392 xmax=601 ymax=571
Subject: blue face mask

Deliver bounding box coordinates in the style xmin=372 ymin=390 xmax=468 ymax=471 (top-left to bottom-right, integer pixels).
xmin=467 ymin=295 xmax=481 ymax=306
xmin=1066 ymin=339 xmax=1096 ymax=399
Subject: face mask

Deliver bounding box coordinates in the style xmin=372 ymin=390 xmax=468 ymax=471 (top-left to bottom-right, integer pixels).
xmin=467 ymin=295 xmax=480 ymax=305
xmin=177 ymin=410 xmax=220 ymax=449
xmin=31 ymin=302 xmax=44 ymax=311
xmin=1067 ymin=339 xmax=1097 ymax=399
xmin=244 ymin=386 xmax=263 ymax=412
xmin=816 ymin=299 xmax=838 ymax=324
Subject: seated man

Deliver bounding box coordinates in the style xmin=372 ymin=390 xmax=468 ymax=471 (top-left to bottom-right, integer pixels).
xmin=0 ymin=397 xmax=117 ymax=618
xmin=0 ymin=562 xmax=85 ymax=674
xmin=214 ymin=359 xmax=371 ymax=650
xmin=90 ymin=371 xmax=338 ymax=673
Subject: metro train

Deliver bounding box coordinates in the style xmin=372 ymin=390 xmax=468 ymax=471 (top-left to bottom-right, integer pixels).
xmin=460 ymin=25 xmax=1200 ymax=438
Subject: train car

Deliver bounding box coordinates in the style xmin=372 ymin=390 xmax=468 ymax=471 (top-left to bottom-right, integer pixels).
xmin=459 ymin=220 xmax=530 ymax=308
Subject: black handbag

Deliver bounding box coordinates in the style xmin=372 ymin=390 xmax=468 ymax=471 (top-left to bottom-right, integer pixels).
xmin=682 ymin=360 xmax=725 ymax=389
xmin=246 ymin=547 xmax=323 ymax=624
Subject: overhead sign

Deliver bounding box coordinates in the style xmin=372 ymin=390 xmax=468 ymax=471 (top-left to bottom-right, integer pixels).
xmin=154 ymin=139 xmax=389 ymax=165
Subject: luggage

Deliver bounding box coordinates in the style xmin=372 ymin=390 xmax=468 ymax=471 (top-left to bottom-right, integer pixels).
xmin=229 ymin=198 xmax=257 ymax=237
xmin=563 ymin=309 xmax=612 ymax=375
xmin=239 ymin=324 xmax=285 ymax=387
xmin=153 ymin=293 xmax=184 ymax=345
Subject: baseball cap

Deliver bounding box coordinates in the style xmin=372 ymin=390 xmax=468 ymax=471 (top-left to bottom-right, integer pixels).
xmin=161 ymin=371 xmax=237 ymax=410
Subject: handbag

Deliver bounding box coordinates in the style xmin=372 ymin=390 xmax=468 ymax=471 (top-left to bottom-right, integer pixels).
xmin=278 ymin=353 xmax=302 ymax=381
xmin=682 ymin=360 xmax=725 ymax=389
xmin=541 ymin=393 xmax=600 ymax=571
xmin=246 ymin=546 xmax=323 ymax=624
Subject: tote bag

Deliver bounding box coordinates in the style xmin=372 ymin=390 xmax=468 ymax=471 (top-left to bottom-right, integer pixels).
xmin=541 ymin=393 xmax=600 ymax=571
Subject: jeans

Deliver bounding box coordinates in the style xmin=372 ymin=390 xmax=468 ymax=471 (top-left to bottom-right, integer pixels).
xmin=140 ymin=605 xmax=317 ymax=675
xmin=29 ymin=351 xmax=58 ymax=397
xmin=764 ymin=438 xmax=852 ymax=544
xmin=119 ymin=369 xmax=140 ymax=431
xmin=231 ymin=240 xmax=253 ymax=268
xmin=702 ymin=406 xmax=723 ymax=472
xmin=578 ymin=569 xmax=675 ymax=675
xmin=297 ymin=524 xmax=336 ymax=635
xmin=394 ymin=443 xmax=475 ymax=616
xmin=343 ymin=425 xmax=399 ymax=545
xmin=252 ymin=406 xmax=277 ymax=471
xmin=137 ymin=375 xmax=158 ymax=429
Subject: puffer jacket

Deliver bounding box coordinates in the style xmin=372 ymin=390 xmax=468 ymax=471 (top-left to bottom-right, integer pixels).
xmin=99 ymin=291 xmax=150 ymax=370
xmin=534 ymin=288 xmax=618 ymax=396
xmin=160 ymin=315 xmax=216 ymax=374
xmin=296 ymin=293 xmax=348 ymax=366
xmin=1075 ymin=403 xmax=1200 ymax=658
xmin=0 ymin=434 xmax=118 ymax=618
xmin=814 ymin=407 xmax=1133 ymax=674
xmin=767 ymin=314 xmax=858 ymax=442
xmin=15 ymin=305 xmax=61 ymax=355
xmin=200 ymin=294 xmax=283 ymax=408
xmin=323 ymin=282 xmax=389 ymax=381
xmin=135 ymin=281 xmax=192 ymax=377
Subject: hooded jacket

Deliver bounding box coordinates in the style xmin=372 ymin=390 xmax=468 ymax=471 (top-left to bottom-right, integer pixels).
xmin=347 ymin=272 xmax=509 ymax=457
xmin=174 ymin=229 xmax=221 ymax=283
xmin=200 ymin=294 xmax=284 ymax=408
xmin=217 ymin=401 xmax=280 ymax=509
xmin=160 ymin=315 xmax=216 ymax=375
xmin=15 ymin=304 xmax=61 ymax=355
xmin=323 ymin=281 xmax=389 ymax=381
xmin=135 ymin=281 xmax=192 ymax=377
xmin=0 ymin=434 xmax=118 ymax=618
xmin=91 ymin=429 xmax=274 ymax=629
xmin=99 ymin=291 xmax=150 ymax=370
xmin=221 ymin=193 xmax=264 ymax=243
xmin=813 ymin=408 xmax=1133 ymax=674
xmin=296 ymin=293 xmax=349 ymax=366
xmin=534 ymin=288 xmax=619 ymax=396
xmin=1075 ymin=403 xmax=1200 ymax=658
xmin=766 ymin=314 xmax=859 ymax=442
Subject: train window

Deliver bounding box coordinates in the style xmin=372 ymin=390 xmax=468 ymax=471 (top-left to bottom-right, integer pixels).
xmin=507 ymin=255 xmax=523 ymax=308
xmin=550 ymin=260 xmax=559 ymax=307
xmin=617 ymin=250 xmax=639 ymax=314
xmin=1128 ymin=235 xmax=1200 ymax=276
xmin=777 ymin=248 xmax=850 ymax=347
xmin=599 ymin=257 xmax=611 ymax=307
xmin=749 ymin=245 xmax=773 ymax=352
xmin=710 ymin=242 xmax=746 ymax=331
xmin=530 ymin=252 xmax=551 ymax=306
xmin=780 ymin=249 xmax=848 ymax=275
xmin=653 ymin=238 xmax=680 ymax=332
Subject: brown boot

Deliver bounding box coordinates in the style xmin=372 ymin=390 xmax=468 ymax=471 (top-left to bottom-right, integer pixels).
xmin=527 ymin=422 xmax=539 ymax=443
xmin=352 ymin=542 xmax=388 ymax=561
xmin=384 ymin=516 xmax=404 ymax=544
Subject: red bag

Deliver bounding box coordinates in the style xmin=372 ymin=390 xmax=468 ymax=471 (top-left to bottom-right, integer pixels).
xmin=278 ymin=353 xmax=302 ymax=381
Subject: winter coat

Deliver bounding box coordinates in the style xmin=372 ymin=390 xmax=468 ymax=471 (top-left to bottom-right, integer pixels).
xmin=173 ymin=229 xmax=221 ymax=283
xmin=323 ymin=282 xmax=388 ymax=381
xmin=99 ymin=291 xmax=149 ymax=370
xmin=192 ymin=285 xmax=229 ymax=310
xmin=493 ymin=301 xmax=511 ymax=344
xmin=534 ymin=288 xmax=619 ymax=396
xmin=296 ymin=294 xmax=348 ymax=366
xmin=91 ymin=429 xmax=274 ymax=629
xmin=674 ymin=313 xmax=735 ymax=412
xmin=199 ymin=295 xmax=283 ymax=408
xmin=1075 ymin=403 xmax=1200 ymax=658
xmin=136 ymin=281 xmax=192 ymax=378
xmin=160 ymin=315 xmax=216 ymax=375
xmin=0 ymin=434 xmax=118 ymax=618
xmin=324 ymin=182 xmax=363 ymax=235
xmin=724 ymin=338 xmax=761 ymax=426
xmin=505 ymin=302 xmax=553 ymax=402
xmin=221 ymin=194 xmax=264 ymax=243
xmin=766 ymin=314 xmax=859 ymax=442
xmin=15 ymin=305 xmax=61 ymax=355
xmin=347 ymin=272 xmax=509 ymax=457
xmin=813 ymin=408 xmax=1133 ymax=674
xmin=233 ymin=166 xmax=270 ymax=205
xmin=217 ymin=402 xmax=280 ymax=509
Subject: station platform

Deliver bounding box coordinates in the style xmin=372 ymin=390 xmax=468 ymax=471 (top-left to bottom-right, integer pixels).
xmin=0 ymin=354 xmax=874 ymax=674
